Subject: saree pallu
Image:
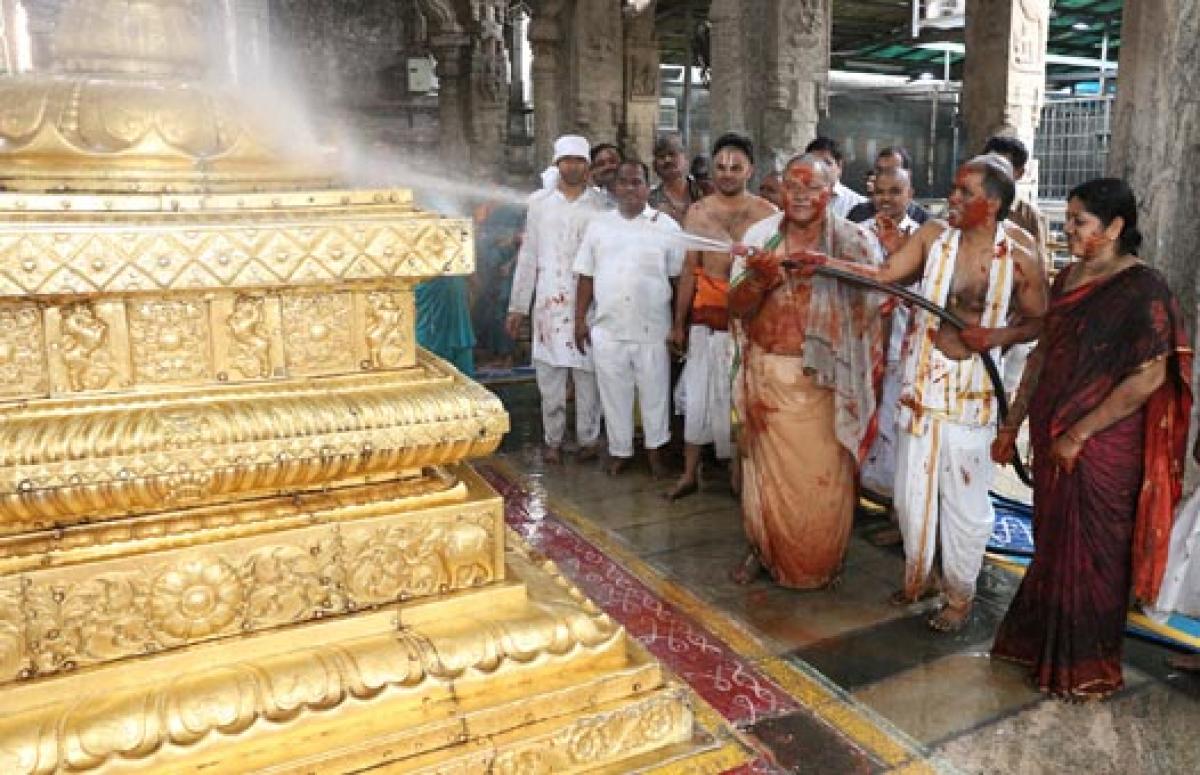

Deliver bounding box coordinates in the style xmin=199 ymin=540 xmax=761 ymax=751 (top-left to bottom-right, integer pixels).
xmin=992 ymin=263 xmax=1192 ymax=698
xmin=738 ymin=345 xmax=855 ymax=588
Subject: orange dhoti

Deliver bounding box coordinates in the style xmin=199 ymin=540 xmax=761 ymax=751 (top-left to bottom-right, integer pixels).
xmin=738 ymin=344 xmax=856 ymax=588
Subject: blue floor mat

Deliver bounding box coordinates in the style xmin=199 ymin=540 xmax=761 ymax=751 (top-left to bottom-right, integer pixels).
xmin=985 ymin=494 xmax=1200 ymax=654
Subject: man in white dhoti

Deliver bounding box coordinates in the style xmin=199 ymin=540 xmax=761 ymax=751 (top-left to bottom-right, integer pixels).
xmin=850 ymin=155 xmax=1047 ymax=631
xmin=665 ymin=133 xmax=777 ymax=500
xmin=573 ymin=160 xmax=684 ymax=477
xmin=507 ymin=135 xmax=606 ymax=464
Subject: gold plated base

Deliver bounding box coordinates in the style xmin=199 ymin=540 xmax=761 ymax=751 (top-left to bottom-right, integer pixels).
xmin=0 ymin=521 xmax=699 ymax=774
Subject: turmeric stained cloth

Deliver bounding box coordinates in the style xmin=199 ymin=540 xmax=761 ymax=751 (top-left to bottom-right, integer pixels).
xmin=730 ymin=212 xmax=884 ymax=588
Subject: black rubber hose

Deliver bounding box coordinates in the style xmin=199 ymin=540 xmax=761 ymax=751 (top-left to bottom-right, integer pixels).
xmin=781 ymin=261 xmax=1034 ymax=488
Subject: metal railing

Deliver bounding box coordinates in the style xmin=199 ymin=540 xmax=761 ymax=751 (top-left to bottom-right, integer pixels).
xmin=1035 ymin=96 xmax=1113 ymax=201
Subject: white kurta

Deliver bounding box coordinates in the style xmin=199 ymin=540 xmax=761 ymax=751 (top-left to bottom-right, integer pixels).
xmin=509 ymin=186 xmax=606 ymax=369
xmin=860 ymin=214 xmax=919 ymax=497
xmin=830 ymin=182 xmax=868 ymax=220
xmin=575 ymin=206 xmax=684 ymax=457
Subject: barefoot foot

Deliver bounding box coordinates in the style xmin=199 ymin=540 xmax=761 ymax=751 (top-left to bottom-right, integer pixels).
xmin=928 ymin=601 xmax=972 ymax=632
xmin=663 ymin=477 xmax=699 ymax=501
xmin=730 ymin=551 xmax=763 ymax=585
xmin=606 ymin=457 xmax=628 ymax=476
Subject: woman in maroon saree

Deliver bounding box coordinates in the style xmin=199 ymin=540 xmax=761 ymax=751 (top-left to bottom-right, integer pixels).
xmin=990 ymin=178 xmax=1193 ymax=700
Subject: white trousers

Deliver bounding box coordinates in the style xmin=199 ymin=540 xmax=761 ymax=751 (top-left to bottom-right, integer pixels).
xmin=591 ymin=328 xmax=671 ymax=458
xmin=895 ymin=418 xmax=996 ymax=604
xmin=533 ymin=359 xmax=602 ymax=449
xmin=860 ymin=358 xmax=903 ymax=497
xmin=674 ymin=325 xmax=733 ymax=459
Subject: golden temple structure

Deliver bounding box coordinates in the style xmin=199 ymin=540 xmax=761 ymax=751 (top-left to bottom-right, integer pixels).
xmin=0 ymin=2 xmax=696 ymax=771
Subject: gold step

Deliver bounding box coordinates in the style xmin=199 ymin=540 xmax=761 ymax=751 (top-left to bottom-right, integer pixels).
xmin=0 ymin=538 xmax=700 ymax=773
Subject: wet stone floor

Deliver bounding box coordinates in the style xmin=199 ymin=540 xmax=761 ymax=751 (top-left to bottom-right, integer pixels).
xmin=481 ymin=380 xmax=1200 ymax=774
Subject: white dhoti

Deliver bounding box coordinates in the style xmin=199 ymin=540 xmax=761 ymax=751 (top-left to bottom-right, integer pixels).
xmin=860 ymin=358 xmax=902 ymax=497
xmin=896 ymin=417 xmax=996 ymax=604
xmin=1148 ymin=489 xmax=1200 ymax=622
xmin=674 ymin=324 xmax=733 ymax=459
xmin=533 ymin=359 xmax=602 ymax=449
xmin=894 ymin=225 xmax=1011 ymax=605
xmin=591 ymin=328 xmax=671 ymax=458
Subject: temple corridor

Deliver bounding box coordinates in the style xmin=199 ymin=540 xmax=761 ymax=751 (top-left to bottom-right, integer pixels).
xmin=482 ymin=379 xmax=1200 ymax=774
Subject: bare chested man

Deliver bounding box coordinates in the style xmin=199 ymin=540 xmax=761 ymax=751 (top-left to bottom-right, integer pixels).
xmin=805 ymin=155 xmax=1047 ymax=631
xmin=666 ymin=132 xmax=777 ymax=501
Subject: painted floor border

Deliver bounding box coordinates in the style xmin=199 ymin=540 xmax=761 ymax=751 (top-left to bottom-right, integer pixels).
xmin=487 ymin=458 xmax=958 ymax=774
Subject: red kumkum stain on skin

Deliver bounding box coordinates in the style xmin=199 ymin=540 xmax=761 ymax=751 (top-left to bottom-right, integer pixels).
xmin=960 ymin=196 xmax=991 ymax=229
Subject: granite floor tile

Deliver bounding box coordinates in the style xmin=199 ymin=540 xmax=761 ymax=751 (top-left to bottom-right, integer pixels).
xmin=792 ymin=601 xmax=1006 ymax=691
xmin=743 ymin=711 xmax=884 ymax=774
xmin=712 ymin=573 xmax=908 ymax=652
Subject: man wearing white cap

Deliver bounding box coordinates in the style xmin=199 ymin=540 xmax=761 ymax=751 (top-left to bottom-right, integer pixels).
xmin=507 ymin=135 xmax=606 ymax=463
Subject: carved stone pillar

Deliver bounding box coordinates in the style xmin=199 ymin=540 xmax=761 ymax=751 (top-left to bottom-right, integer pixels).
xmin=465 ymin=0 xmax=511 ymax=177
xmin=621 ymin=0 xmax=658 ymax=163
xmin=431 ymin=33 xmax=472 ymax=172
xmin=963 ymin=0 xmax=1049 ymax=196
xmin=707 ymin=0 xmax=750 ymax=139
xmin=568 ymin=0 xmax=624 ymax=146
xmin=708 ymin=0 xmax=827 ymax=174
xmin=1108 ymin=0 xmax=1200 ymax=338
xmin=528 ymin=8 xmax=563 ymax=167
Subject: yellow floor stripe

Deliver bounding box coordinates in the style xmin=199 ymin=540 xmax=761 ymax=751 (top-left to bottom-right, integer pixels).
xmin=488 ymin=458 xmax=942 ymax=773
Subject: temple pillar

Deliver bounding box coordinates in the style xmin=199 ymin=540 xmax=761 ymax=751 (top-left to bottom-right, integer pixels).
xmin=1108 ymin=0 xmax=1200 ymax=338
xmin=962 ymin=0 xmax=1049 ymax=195
xmin=431 ymin=33 xmax=472 ymax=172
xmin=566 ymin=0 xmax=624 ymax=149
xmin=465 ymin=0 xmax=511 ymax=177
xmin=707 ymin=0 xmax=828 ymax=174
xmin=621 ymin=0 xmax=659 ymax=164
xmin=528 ymin=4 xmax=564 ymax=167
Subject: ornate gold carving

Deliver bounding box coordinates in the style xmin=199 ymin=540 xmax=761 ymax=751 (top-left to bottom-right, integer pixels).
xmin=0 ymin=206 xmax=472 ymax=296
xmin=0 ymin=506 xmax=502 ymax=682
xmin=128 ymin=298 xmax=211 ymax=383
xmin=226 ymin=294 xmax=272 ymax=378
xmin=481 ymin=691 xmax=693 ymax=775
xmin=0 ymin=357 xmax=507 ymax=528
xmin=365 ymin=290 xmax=411 ymax=368
xmin=0 ymin=545 xmax=636 ymax=774
xmin=0 ymin=469 xmax=464 ymax=568
xmin=59 ymin=302 xmax=114 ymax=391
xmin=0 ymin=303 xmax=46 ymax=396
xmin=282 ymin=292 xmax=356 ymax=373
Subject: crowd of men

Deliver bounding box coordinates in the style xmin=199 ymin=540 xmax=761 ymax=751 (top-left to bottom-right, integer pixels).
xmin=500 ymin=127 xmax=1197 ymax=656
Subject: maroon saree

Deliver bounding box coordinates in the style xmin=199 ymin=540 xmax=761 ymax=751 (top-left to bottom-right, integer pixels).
xmin=992 ymin=263 xmax=1192 ymax=699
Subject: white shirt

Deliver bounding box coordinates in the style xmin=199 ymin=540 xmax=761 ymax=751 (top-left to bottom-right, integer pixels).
xmin=867 ymin=213 xmax=919 ymax=363
xmin=830 ymin=181 xmax=868 ymax=220
xmin=574 ymin=206 xmax=684 ymax=343
xmin=509 ymin=186 xmax=607 ymax=368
